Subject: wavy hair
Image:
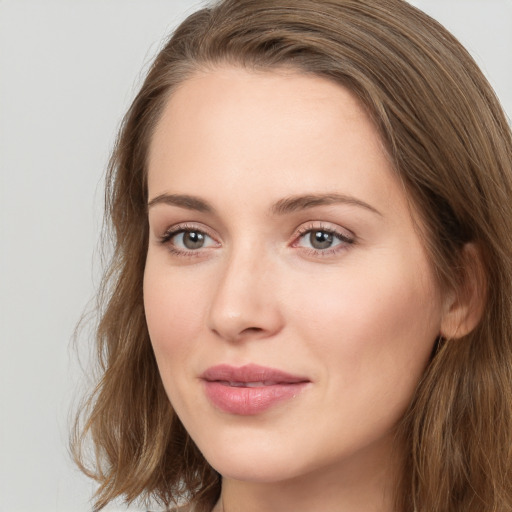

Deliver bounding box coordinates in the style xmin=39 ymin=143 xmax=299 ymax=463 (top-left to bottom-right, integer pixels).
xmin=73 ymin=1 xmax=512 ymax=511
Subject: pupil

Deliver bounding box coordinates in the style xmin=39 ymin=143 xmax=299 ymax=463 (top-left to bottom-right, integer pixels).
xmin=310 ymin=230 xmax=333 ymax=249
xmin=184 ymin=231 xmax=205 ymax=249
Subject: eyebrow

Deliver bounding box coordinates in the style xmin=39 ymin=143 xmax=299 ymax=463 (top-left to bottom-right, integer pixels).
xmin=147 ymin=192 xmax=381 ymax=216
xmin=147 ymin=193 xmax=214 ymax=213
xmin=271 ymin=193 xmax=382 ymax=216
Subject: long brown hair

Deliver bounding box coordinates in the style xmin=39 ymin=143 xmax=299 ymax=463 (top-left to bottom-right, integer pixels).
xmin=73 ymin=1 xmax=512 ymax=510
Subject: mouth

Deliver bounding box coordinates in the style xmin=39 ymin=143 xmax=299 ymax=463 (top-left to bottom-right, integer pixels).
xmin=200 ymin=364 xmax=310 ymax=415
xmin=219 ymin=380 xmax=285 ymax=388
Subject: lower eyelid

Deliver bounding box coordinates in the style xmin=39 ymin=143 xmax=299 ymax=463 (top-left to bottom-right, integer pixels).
xmin=158 ymin=225 xmax=222 ymax=258
xmin=157 ymin=223 xmax=353 ymax=256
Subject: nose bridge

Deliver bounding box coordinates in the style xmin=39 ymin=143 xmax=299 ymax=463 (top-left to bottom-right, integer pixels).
xmin=207 ymin=240 xmax=281 ymax=341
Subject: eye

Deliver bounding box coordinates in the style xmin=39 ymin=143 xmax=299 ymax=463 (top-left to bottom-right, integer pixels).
xmin=294 ymin=226 xmax=354 ymax=254
xmin=160 ymin=225 xmax=219 ymax=254
xmin=305 ymin=230 xmax=337 ymax=250
xmin=174 ymin=230 xmax=210 ymax=250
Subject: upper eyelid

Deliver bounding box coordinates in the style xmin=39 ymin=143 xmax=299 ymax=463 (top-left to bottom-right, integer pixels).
xmin=160 ymin=222 xmax=218 ymax=240
xmin=159 ymin=225 xmax=220 ymax=255
xmin=156 ymin=220 xmax=355 ymax=245
xmin=292 ymin=221 xmax=355 ymax=239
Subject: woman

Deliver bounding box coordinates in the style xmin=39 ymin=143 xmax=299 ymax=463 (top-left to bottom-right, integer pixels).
xmin=73 ymin=0 xmax=512 ymax=511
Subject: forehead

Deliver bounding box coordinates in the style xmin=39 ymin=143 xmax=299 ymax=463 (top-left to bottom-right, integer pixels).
xmin=147 ymin=66 xmax=404 ymax=219
xmin=149 ymin=67 xmax=380 ymax=154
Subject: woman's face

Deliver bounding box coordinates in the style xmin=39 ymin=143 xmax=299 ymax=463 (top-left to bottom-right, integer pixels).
xmin=144 ymin=67 xmax=446 ymax=485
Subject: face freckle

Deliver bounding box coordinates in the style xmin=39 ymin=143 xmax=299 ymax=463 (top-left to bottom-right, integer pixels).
xmin=143 ymin=66 xmax=445 ymax=491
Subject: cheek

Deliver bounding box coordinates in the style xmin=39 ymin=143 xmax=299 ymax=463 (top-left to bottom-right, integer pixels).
xmin=143 ymin=259 xmax=207 ymax=366
xmin=287 ymin=252 xmax=442 ymax=386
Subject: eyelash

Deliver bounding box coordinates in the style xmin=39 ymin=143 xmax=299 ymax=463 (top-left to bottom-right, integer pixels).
xmin=159 ymin=223 xmax=219 ymax=258
xmin=158 ymin=222 xmax=355 ymax=258
xmin=292 ymin=223 xmax=355 ymax=257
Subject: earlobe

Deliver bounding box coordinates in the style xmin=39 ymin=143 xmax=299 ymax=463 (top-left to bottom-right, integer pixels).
xmin=439 ymin=243 xmax=487 ymax=340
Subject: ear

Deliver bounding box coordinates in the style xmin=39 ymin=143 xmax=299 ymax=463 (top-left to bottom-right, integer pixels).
xmin=440 ymin=243 xmax=487 ymax=339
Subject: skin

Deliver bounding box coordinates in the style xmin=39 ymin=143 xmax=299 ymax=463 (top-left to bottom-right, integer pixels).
xmin=144 ymin=67 xmax=450 ymax=512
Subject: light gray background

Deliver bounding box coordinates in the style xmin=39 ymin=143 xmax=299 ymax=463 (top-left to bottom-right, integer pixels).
xmin=1 ymin=1 xmax=510 ymax=511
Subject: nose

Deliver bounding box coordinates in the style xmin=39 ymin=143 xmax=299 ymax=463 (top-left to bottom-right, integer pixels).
xmin=206 ymin=247 xmax=284 ymax=343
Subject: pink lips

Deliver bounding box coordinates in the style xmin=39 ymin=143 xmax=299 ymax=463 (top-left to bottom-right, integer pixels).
xmin=201 ymin=364 xmax=310 ymax=415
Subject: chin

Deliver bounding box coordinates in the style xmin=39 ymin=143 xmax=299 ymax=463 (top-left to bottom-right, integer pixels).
xmin=207 ymin=453 xmax=301 ymax=484
xmin=193 ymin=427 xmax=308 ymax=483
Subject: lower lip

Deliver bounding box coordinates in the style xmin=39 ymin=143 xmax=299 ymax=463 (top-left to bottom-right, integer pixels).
xmin=203 ymin=381 xmax=309 ymax=415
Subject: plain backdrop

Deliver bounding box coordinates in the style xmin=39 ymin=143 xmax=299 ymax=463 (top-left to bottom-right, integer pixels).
xmin=0 ymin=1 xmax=510 ymax=511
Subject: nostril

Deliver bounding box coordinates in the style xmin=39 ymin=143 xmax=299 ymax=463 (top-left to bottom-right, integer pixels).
xmin=242 ymin=327 xmax=264 ymax=334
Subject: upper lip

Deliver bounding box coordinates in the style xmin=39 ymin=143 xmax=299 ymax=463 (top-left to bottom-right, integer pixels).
xmin=201 ymin=364 xmax=309 ymax=384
